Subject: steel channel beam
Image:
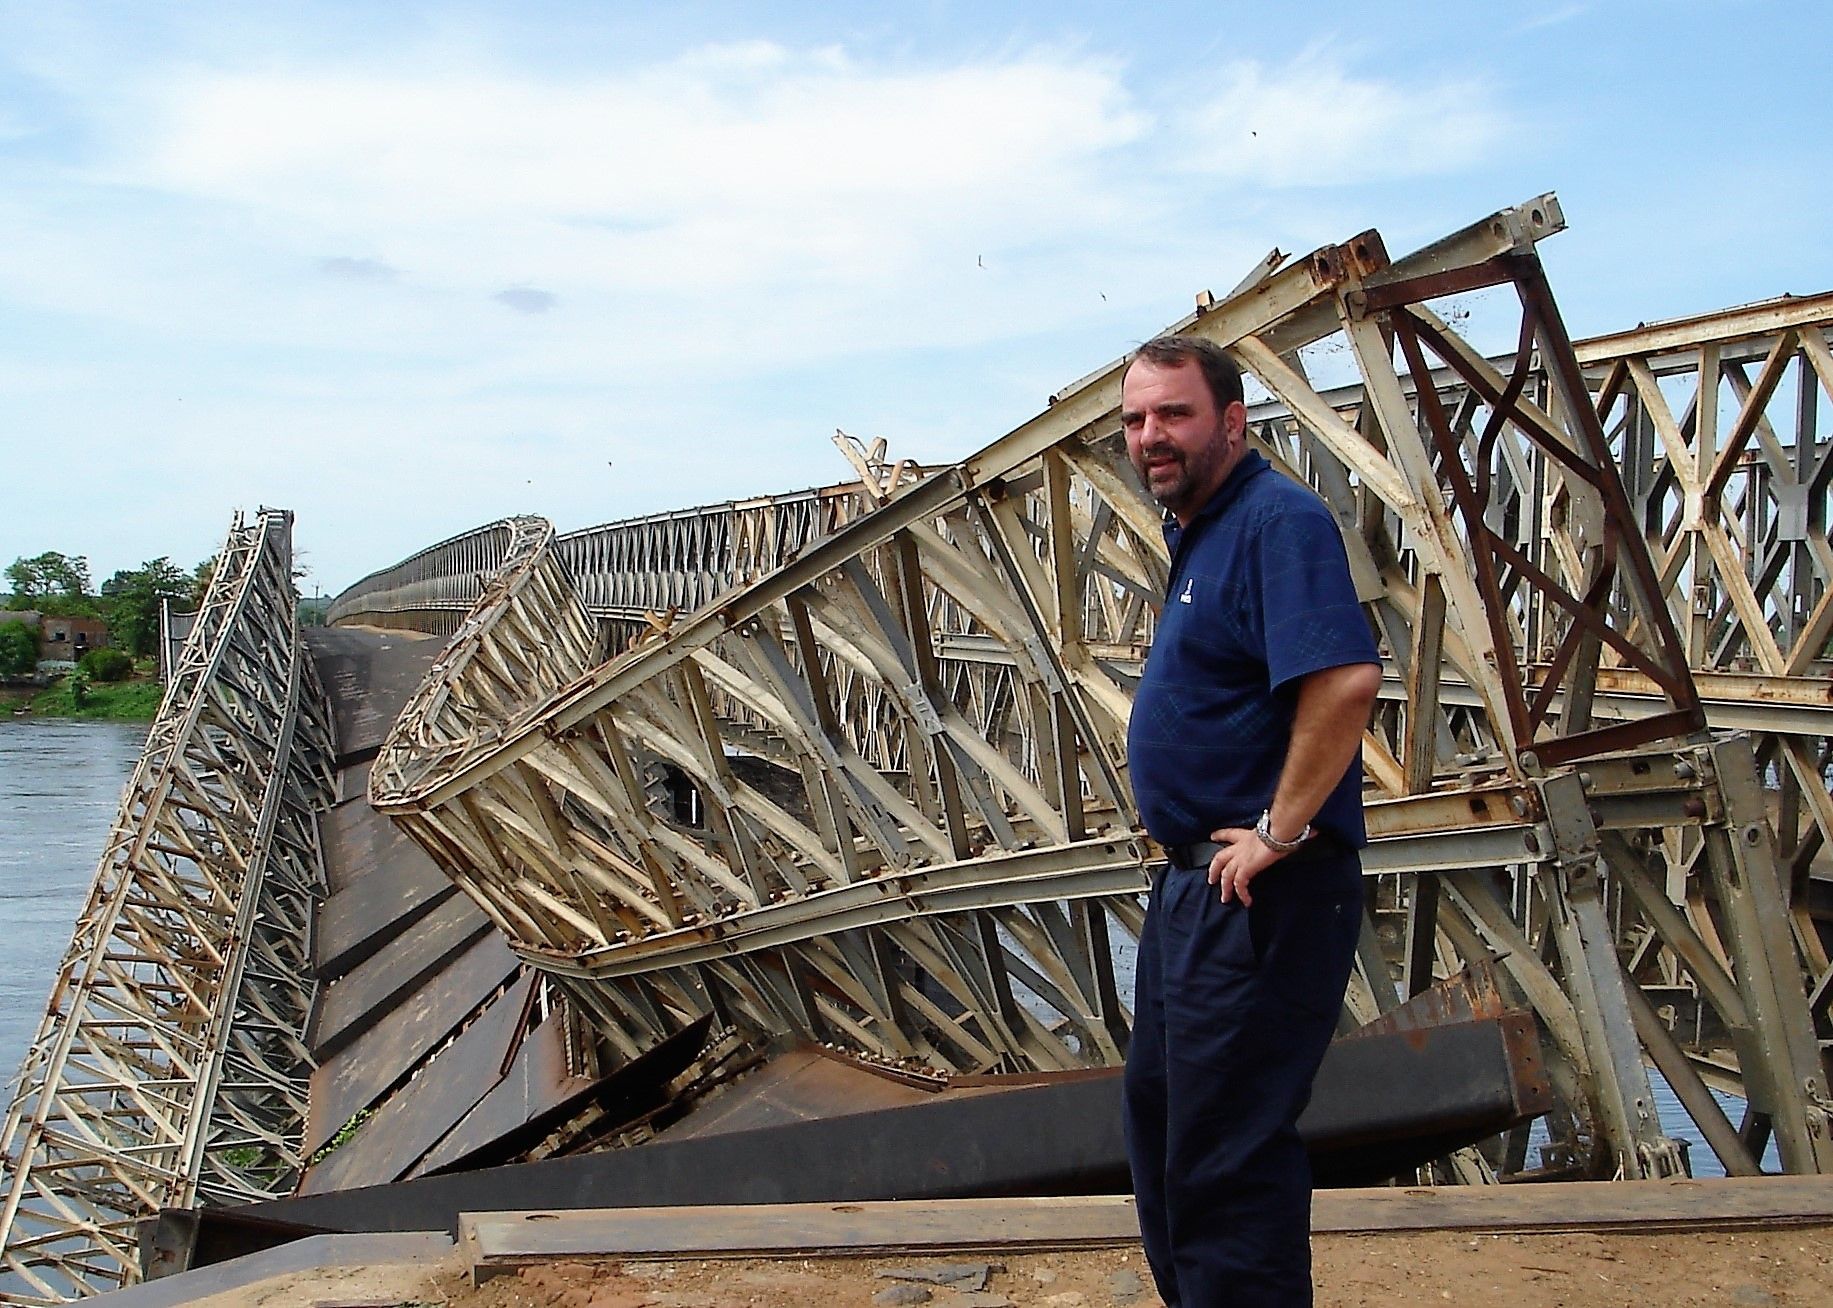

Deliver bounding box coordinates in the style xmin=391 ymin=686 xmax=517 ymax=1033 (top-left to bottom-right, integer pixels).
xmin=184 ymin=1013 xmax=1545 ymax=1247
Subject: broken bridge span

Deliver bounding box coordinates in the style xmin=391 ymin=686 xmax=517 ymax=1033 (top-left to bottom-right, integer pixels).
xmin=3 ymin=194 xmax=1831 ymax=1300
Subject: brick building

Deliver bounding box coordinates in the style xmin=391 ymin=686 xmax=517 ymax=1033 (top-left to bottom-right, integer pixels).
xmin=0 ymin=610 xmax=111 ymax=665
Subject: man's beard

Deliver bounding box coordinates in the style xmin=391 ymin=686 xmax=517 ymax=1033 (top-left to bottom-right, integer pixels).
xmin=1136 ymin=439 xmax=1224 ymax=517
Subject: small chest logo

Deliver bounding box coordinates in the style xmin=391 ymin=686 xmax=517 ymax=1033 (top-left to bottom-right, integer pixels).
xmin=1179 ymin=578 xmax=1194 ymax=605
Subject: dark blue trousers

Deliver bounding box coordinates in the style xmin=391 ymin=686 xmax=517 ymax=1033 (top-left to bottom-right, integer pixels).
xmin=1123 ymin=846 xmax=1362 ymax=1307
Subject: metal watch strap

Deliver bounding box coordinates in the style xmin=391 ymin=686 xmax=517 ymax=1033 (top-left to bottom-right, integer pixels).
xmin=1255 ymin=808 xmax=1312 ymax=853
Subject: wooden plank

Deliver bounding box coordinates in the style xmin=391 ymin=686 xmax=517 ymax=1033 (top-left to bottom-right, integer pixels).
xmin=94 ymin=1233 xmax=454 ymax=1308
xmin=459 ymin=1196 xmax=1140 ymax=1278
xmin=309 ymin=893 xmax=493 ymax=1059
xmin=1312 ymin=1174 xmax=1833 ymax=1235
xmin=300 ymin=974 xmax=534 ymax=1195
xmin=409 ymin=1010 xmax=596 ymax=1178
xmin=459 ymin=1177 xmax=1833 ymax=1279
xmin=305 ymin=931 xmax=519 ymax=1155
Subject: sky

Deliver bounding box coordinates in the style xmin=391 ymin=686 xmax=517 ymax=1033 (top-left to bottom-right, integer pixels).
xmin=1 ymin=1 xmax=1828 ymax=596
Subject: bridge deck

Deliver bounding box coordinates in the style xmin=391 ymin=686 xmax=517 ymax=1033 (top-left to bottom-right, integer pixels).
xmin=297 ymin=627 xmax=555 ymax=1195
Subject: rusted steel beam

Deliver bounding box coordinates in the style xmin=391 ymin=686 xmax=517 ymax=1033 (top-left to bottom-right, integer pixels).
xmin=170 ymin=1002 xmax=1547 ymax=1254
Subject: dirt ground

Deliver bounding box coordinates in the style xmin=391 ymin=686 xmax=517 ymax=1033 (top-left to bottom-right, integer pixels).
xmin=207 ymin=1226 xmax=1833 ymax=1308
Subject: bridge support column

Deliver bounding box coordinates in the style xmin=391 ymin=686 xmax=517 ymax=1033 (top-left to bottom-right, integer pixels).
xmin=1536 ymin=771 xmax=1686 ymax=1177
xmin=1700 ymin=736 xmax=1833 ymax=1172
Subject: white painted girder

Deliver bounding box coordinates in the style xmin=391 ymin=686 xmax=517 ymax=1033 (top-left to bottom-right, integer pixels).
xmin=0 ymin=511 xmax=332 ymax=1303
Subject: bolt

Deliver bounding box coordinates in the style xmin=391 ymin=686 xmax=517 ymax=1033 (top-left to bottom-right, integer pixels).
xmin=1674 ymin=760 xmax=1696 ymax=780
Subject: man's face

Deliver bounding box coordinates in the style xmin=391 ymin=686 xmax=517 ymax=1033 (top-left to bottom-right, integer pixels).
xmin=1120 ymin=357 xmax=1246 ymax=524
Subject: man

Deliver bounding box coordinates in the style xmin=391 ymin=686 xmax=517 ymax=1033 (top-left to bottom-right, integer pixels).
xmin=1120 ymin=335 xmax=1382 ymax=1306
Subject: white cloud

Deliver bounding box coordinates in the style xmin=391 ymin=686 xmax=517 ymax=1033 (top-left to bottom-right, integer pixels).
xmin=115 ymin=45 xmax=1147 ymax=296
xmin=1514 ymin=5 xmax=1588 ymax=34
xmin=494 ymin=286 xmax=556 ymax=314
xmin=0 ymin=30 xmax=1519 ymax=588
xmin=1177 ymin=54 xmax=1506 ymax=188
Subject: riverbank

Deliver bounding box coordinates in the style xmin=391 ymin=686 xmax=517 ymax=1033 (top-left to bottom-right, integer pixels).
xmin=0 ymin=677 xmax=163 ymax=721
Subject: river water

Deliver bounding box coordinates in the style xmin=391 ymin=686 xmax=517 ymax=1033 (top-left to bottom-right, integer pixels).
xmin=0 ymin=718 xmax=145 ymax=1082
xmin=0 ymin=716 xmax=1779 ymax=1177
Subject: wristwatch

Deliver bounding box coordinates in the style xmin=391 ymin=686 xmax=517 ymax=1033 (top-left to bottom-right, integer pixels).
xmin=1255 ymin=808 xmax=1313 ymax=853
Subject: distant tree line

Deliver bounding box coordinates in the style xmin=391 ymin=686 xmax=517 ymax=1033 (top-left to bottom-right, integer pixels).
xmin=2 ymin=549 xmax=210 ymax=671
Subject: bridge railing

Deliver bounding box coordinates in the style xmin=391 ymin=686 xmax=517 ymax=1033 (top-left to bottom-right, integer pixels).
xmin=325 ymin=519 xmax=522 ymax=635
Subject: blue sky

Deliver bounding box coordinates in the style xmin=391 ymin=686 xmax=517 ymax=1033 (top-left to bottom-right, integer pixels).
xmin=2 ymin=1 xmax=1827 ymax=595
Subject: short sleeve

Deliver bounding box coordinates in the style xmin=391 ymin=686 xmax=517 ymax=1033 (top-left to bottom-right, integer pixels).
xmin=1255 ymin=501 xmax=1380 ymax=691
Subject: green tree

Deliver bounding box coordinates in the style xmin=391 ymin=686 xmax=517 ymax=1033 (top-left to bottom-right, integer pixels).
xmin=190 ymin=557 xmax=216 ymax=606
xmin=101 ymin=559 xmax=190 ymax=658
xmin=0 ymin=620 xmax=37 ymax=676
xmin=5 ymin=551 xmax=91 ymax=600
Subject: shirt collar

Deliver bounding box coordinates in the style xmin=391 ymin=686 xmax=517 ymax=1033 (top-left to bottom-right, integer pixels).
xmin=1162 ymin=449 xmax=1271 ymax=552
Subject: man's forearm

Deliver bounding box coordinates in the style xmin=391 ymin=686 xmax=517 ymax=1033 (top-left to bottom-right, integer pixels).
xmin=1267 ymin=661 xmax=1383 ymax=841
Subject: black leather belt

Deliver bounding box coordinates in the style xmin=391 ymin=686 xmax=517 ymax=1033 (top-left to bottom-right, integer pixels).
xmin=1165 ymin=840 xmax=1225 ymax=870
xmin=1163 ymin=832 xmax=1341 ymax=870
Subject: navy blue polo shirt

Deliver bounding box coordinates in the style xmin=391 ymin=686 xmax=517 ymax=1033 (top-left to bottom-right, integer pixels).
xmin=1128 ymin=450 xmax=1379 ymax=848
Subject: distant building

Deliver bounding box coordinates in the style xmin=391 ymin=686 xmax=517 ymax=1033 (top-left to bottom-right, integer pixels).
xmin=42 ymin=616 xmax=109 ymax=662
xmin=0 ymin=610 xmax=111 ymax=664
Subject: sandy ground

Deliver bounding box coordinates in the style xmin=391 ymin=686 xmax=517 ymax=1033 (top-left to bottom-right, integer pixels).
xmin=204 ymin=1226 xmax=1833 ymax=1308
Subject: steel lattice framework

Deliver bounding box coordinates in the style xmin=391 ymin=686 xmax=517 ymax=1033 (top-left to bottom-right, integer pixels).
xmin=0 ymin=510 xmax=333 ymax=1303
xmin=1241 ymin=289 xmax=1833 ymax=1175
xmin=350 ymin=196 xmax=1833 ymax=1187
xmin=327 ymin=455 xmax=918 ymax=638
xmin=1581 ymin=295 xmax=1833 ymax=929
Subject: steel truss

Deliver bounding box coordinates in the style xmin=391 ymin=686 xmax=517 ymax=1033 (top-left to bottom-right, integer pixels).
xmin=358 ymin=195 xmax=1832 ymax=1185
xmin=326 ymin=453 xmax=920 ymax=639
xmin=0 ymin=511 xmax=334 ymax=1303
xmin=1578 ymin=297 xmax=1833 ymax=1007
xmin=1241 ymin=288 xmax=1833 ymax=1176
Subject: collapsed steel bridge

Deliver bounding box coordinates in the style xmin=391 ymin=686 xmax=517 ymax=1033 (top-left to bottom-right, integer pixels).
xmin=341 ymin=195 xmax=1833 ymax=1179
xmin=2 ymin=194 xmax=1830 ymax=1299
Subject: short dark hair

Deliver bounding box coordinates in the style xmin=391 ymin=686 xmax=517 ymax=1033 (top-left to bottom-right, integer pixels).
xmin=1127 ymin=335 xmax=1245 ymax=415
